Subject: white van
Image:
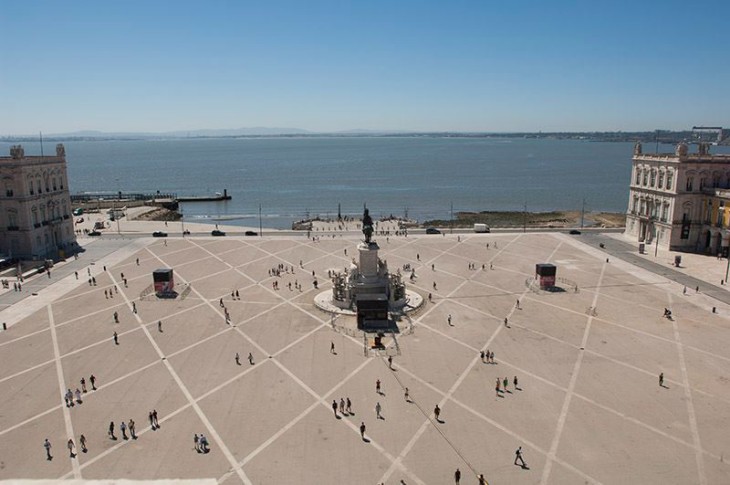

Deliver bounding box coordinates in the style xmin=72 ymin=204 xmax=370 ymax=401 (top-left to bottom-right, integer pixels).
xmin=474 ymin=223 xmax=490 ymax=233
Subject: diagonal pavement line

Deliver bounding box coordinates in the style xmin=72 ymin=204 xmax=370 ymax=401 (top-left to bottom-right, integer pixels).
xmin=539 ymin=259 xmax=607 ymax=485
xmin=527 ymin=291 xmax=730 ymax=365
xmin=108 ymin=272 xmax=253 ymax=485
xmin=47 ymin=304 xmax=81 ymax=478
xmin=414 ymin=318 xmax=729 ymax=464
xmin=3 ymin=359 xmax=161 ymax=439
xmin=389 ymin=358 xmax=603 ymax=485
xmin=667 ymin=291 xmax=707 ymax=485
xmin=378 ymin=234 xmax=536 ymax=484
xmin=216 ymin=357 xmax=376 ymax=484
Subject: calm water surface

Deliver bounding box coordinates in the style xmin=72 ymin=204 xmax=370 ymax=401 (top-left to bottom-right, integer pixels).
xmin=5 ymin=137 xmax=713 ymax=229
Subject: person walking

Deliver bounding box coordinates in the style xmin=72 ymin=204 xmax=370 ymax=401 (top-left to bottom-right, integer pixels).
xmin=75 ymin=388 xmax=82 ymax=404
xmin=129 ymin=419 xmax=136 ymax=439
xmin=514 ymin=376 xmax=519 ymax=390
xmin=44 ymin=438 xmax=52 ymax=460
xmin=478 ymin=474 xmax=486 ymax=485
xmin=149 ymin=411 xmax=155 ymax=429
xmin=447 ymin=314 xmax=452 ymax=326
xmin=80 ymin=377 xmax=87 ymax=393
xmin=332 ymin=399 xmax=338 ymax=417
xmin=158 ymin=320 xmax=162 ymax=332
xmin=404 ymin=387 xmax=410 ymax=402
xmin=360 ymin=422 xmax=366 ymax=440
xmin=235 ymin=352 xmax=240 ymax=365
xmin=503 ymin=377 xmax=509 ymax=393
xmin=194 ymin=434 xmax=200 ymax=452
xmin=375 ymin=402 xmax=382 ymax=419
xmin=388 ymin=355 xmax=393 ymax=369
xmin=120 ymin=421 xmax=128 ymax=440
xmin=79 ymin=434 xmax=87 ymax=453
xmin=152 ymin=410 xmax=159 ymax=428
xmin=659 ymin=372 xmax=664 ymax=387
xmin=113 ymin=331 xmax=118 ymax=345
xmin=434 ymin=404 xmax=441 ymax=422
xmin=330 ymin=341 xmax=335 ymax=354
xmin=90 ymin=374 xmax=96 ymax=390
xmin=248 ymin=352 xmax=254 ymax=365
xmin=376 ymin=379 xmax=381 ymax=395
xmin=515 ymin=446 xmax=527 ymax=467
xmin=496 ymin=379 xmax=501 ymax=397
xmin=108 ymin=421 xmax=116 ymax=440
xmin=346 ymin=397 xmax=352 ymax=414
xmin=454 ymin=467 xmax=461 ymax=484
xmin=480 ymin=350 xmax=485 ymax=363
xmin=67 ymin=438 xmax=76 ymax=457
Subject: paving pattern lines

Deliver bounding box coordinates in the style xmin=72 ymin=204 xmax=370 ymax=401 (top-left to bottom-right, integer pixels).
xmin=47 ymin=304 xmax=81 ymax=478
xmin=146 ymin=238 xmax=428 ymax=483
xmin=392 ymin=325 xmax=728 ymax=481
xmin=378 ymin=234 xmax=542 ymax=484
xmin=517 ymin=289 xmax=730 ymax=381
xmin=539 ymin=260 xmax=607 ymax=485
xmin=666 ymin=290 xmax=707 ymax=485
xmin=411 ymin=281 xmax=730 ymax=463
xmin=104 ymin=270 xmax=253 ymax=485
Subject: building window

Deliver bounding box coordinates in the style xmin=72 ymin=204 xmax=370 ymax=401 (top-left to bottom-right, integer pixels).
xmin=643 ymin=171 xmax=649 ymax=186
xmin=658 ymin=171 xmax=665 ymax=189
xmin=635 ymin=169 xmax=641 ymax=185
xmin=718 ymin=202 xmax=724 ymax=226
xmin=667 ymin=171 xmax=674 ymax=190
xmin=700 ymin=178 xmax=706 ymax=190
xmin=32 ymin=208 xmax=38 ymax=225
xmin=686 ymin=177 xmax=694 ymax=191
xmin=29 ymin=179 xmax=34 ymax=195
xmin=52 ymin=177 xmax=57 ymax=191
xmin=661 ymin=203 xmax=668 ymax=222
xmin=650 ymin=170 xmax=656 ymax=187
xmin=632 ymin=196 xmax=638 ymax=213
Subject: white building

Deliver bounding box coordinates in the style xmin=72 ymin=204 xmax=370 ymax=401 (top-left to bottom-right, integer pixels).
xmin=0 ymin=144 xmax=77 ymax=260
xmin=625 ymin=141 xmax=730 ymax=252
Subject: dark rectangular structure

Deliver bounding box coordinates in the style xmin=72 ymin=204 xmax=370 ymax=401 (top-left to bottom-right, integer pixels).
xmin=535 ymin=263 xmax=556 ymax=289
xmin=153 ymin=268 xmax=174 ymax=295
xmin=356 ymin=294 xmax=389 ymax=330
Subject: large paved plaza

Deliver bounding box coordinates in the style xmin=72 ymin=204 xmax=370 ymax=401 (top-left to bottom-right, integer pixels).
xmin=1 ymin=231 xmax=730 ymax=484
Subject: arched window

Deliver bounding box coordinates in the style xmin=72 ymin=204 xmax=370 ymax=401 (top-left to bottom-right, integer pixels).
xmin=29 ymin=179 xmax=34 ymax=195
xmin=635 ymin=168 xmax=641 ymax=185
xmin=658 ymin=171 xmax=665 ymax=189
xmin=686 ymin=177 xmax=694 ymax=191
xmin=650 ymin=170 xmax=657 ymax=187
xmin=643 ymin=170 xmax=649 ymax=186
xmin=31 ymin=207 xmax=38 ymax=225
xmin=667 ymin=170 xmax=674 ymax=190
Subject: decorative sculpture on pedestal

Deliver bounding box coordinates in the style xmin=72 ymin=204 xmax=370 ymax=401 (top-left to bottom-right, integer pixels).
xmin=362 ymin=208 xmax=374 ymax=244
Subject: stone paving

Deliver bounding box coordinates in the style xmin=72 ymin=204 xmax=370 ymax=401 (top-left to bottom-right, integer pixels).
xmin=1 ymin=231 xmax=730 ymax=484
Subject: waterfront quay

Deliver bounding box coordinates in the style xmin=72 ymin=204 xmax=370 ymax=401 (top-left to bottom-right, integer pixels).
xmin=1 ymin=230 xmax=729 ymax=484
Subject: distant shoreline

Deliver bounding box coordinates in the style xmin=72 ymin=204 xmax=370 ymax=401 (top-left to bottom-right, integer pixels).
xmin=3 ymin=130 xmax=727 ymax=145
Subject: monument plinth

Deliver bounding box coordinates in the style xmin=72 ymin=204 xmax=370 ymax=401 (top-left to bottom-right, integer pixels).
xmin=315 ymin=207 xmax=423 ymax=330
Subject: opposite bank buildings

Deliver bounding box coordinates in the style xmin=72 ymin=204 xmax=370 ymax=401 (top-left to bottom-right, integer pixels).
xmin=1 ymin=140 xmax=730 ymax=261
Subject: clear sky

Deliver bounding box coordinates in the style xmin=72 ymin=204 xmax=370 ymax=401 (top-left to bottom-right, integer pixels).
xmin=2 ymin=0 xmax=728 ymax=134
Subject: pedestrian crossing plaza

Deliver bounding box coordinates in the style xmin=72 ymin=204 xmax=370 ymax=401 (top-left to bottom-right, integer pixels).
xmin=1 ymin=232 xmax=729 ymax=484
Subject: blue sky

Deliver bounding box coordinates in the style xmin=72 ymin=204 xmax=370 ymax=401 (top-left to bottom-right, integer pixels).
xmin=2 ymin=0 xmax=728 ymax=134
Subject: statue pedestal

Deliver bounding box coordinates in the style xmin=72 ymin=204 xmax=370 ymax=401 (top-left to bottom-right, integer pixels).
xmin=358 ymin=241 xmax=380 ymax=281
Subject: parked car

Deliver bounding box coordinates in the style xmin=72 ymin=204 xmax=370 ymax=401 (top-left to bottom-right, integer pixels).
xmin=244 ymin=230 xmax=258 ymax=236
xmin=211 ymin=229 xmax=226 ymax=236
xmin=425 ymin=227 xmax=441 ymax=234
xmin=88 ymin=230 xmax=102 ymax=237
xmin=152 ymin=231 xmax=168 ymax=237
xmin=569 ymin=229 xmax=581 ymax=235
